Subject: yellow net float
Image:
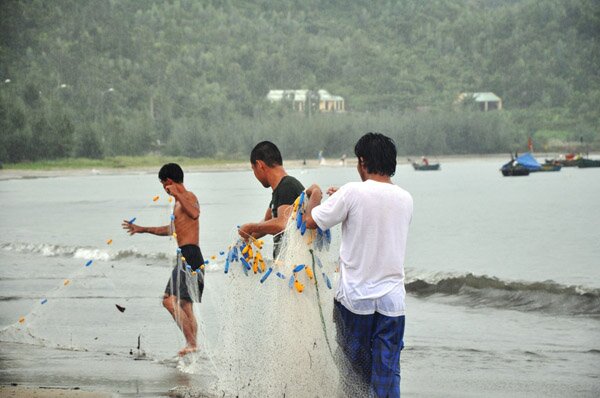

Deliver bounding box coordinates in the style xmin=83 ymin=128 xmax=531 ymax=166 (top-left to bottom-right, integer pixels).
xmin=305 ymin=265 xmax=314 ymax=281
xmin=294 ymin=279 xmax=305 ymax=293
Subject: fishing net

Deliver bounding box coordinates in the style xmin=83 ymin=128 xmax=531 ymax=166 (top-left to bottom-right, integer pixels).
xmin=191 ymin=191 xmax=367 ymax=397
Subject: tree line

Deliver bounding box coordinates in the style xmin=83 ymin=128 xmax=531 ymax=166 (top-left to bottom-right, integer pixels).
xmin=0 ymin=0 xmax=598 ymax=163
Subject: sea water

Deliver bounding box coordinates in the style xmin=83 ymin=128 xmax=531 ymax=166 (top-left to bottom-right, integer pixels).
xmin=0 ymin=157 xmax=598 ymax=397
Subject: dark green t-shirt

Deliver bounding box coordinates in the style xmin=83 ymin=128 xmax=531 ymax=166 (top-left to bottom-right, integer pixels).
xmin=270 ymin=175 xmax=304 ymax=256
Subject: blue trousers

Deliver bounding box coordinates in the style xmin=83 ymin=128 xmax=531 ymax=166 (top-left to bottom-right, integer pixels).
xmin=333 ymin=300 xmax=405 ymax=398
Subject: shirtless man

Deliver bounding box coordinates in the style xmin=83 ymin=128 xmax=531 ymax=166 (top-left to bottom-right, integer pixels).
xmin=122 ymin=163 xmax=203 ymax=356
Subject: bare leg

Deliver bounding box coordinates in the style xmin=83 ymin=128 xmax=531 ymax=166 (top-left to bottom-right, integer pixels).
xmin=163 ymin=295 xmax=197 ymax=355
xmin=180 ymin=300 xmax=198 ymax=344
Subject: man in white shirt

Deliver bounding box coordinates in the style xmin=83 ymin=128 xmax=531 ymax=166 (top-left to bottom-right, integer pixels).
xmin=304 ymin=132 xmax=413 ymax=398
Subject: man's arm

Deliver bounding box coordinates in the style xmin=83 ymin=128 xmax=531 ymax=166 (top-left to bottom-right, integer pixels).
xmin=304 ymin=184 xmax=323 ymax=230
xmin=252 ymin=207 xmax=273 ymax=238
xmin=263 ymin=207 xmax=273 ymax=221
xmin=239 ymin=204 xmax=292 ymax=240
xmin=122 ymin=221 xmax=171 ymax=236
xmin=166 ymin=185 xmax=199 ymax=220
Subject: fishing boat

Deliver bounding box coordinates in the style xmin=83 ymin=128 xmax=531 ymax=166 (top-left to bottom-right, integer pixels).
xmin=412 ymin=162 xmax=440 ymax=171
xmin=577 ymin=158 xmax=600 ymax=168
xmin=518 ymin=152 xmax=563 ymax=172
xmin=500 ymin=160 xmax=530 ymax=176
xmin=537 ymin=164 xmax=562 ymax=172
xmin=544 ymin=153 xmax=581 ymax=167
xmin=500 ymin=152 xmax=540 ymax=176
xmin=545 ymin=158 xmax=580 ymax=167
xmin=502 ymin=152 xmax=561 ymax=175
xmin=409 ymin=157 xmax=440 ymax=171
xmin=546 ymin=156 xmax=600 ymax=168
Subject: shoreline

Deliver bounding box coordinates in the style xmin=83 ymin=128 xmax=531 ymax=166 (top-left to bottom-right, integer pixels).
xmin=0 ymin=161 xmax=250 ymax=181
xmin=0 ymin=154 xmax=504 ymax=181
xmin=2 ymin=152 xmax=597 ymax=181
xmin=0 ymin=385 xmax=111 ymax=398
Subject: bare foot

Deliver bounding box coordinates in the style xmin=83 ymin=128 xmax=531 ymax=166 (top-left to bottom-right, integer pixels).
xmin=178 ymin=345 xmax=197 ymax=357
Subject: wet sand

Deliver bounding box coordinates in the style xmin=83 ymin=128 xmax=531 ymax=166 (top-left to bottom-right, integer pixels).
xmin=0 ymin=385 xmax=110 ymax=398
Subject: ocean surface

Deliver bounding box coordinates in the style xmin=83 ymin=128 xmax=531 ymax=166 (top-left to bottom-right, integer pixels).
xmin=0 ymin=157 xmax=599 ymax=397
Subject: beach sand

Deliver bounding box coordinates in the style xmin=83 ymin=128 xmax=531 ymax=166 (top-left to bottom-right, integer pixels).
xmin=0 ymin=385 xmax=110 ymax=398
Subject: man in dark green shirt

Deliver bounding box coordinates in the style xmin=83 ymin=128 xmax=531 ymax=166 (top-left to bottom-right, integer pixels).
xmin=239 ymin=141 xmax=304 ymax=258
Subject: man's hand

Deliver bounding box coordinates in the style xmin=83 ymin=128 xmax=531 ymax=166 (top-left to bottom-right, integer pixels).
xmin=238 ymin=223 xmax=254 ymax=242
xmin=326 ymin=186 xmax=339 ymax=195
xmin=305 ymin=184 xmax=322 ymax=198
xmin=122 ymin=220 xmax=142 ymax=235
xmin=304 ymin=184 xmax=323 ymax=230
xmin=164 ymin=182 xmax=183 ymax=198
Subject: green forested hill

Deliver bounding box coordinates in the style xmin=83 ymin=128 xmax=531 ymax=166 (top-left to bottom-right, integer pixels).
xmin=1 ymin=0 xmax=598 ymax=162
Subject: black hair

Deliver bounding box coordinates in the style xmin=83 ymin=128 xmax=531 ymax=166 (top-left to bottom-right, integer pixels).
xmin=250 ymin=141 xmax=283 ymax=167
xmin=354 ymin=132 xmax=397 ymax=176
xmin=158 ymin=163 xmax=184 ymax=183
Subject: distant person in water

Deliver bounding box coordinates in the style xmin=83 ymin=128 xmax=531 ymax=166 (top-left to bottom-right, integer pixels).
xmin=122 ymin=163 xmax=203 ymax=357
xmin=238 ymin=141 xmax=304 ymax=258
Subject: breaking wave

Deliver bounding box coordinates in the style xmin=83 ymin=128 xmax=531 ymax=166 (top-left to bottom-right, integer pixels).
xmin=0 ymin=241 xmax=169 ymax=262
xmin=406 ymin=272 xmax=600 ymax=317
